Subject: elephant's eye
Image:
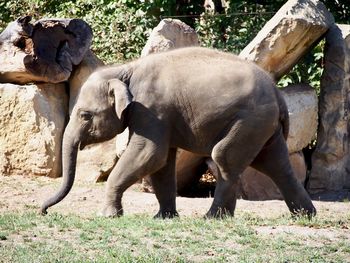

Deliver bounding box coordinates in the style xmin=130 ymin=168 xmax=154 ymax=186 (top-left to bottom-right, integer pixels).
xmin=80 ymin=111 xmax=93 ymax=121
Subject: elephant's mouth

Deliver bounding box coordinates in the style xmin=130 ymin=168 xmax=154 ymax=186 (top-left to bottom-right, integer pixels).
xmin=79 ymin=129 xmax=119 ymax=151
xmin=78 ymin=135 xmax=105 ymax=151
xmin=79 ymin=132 xmax=98 ymax=150
xmin=79 ymin=141 xmax=87 ymax=151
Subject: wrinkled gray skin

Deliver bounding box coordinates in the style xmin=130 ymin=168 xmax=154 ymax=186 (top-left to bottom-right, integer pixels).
xmin=41 ymin=47 xmax=316 ymax=218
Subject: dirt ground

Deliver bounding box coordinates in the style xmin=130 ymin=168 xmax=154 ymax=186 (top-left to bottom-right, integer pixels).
xmin=1 ymin=175 xmax=350 ymax=244
xmin=0 ymin=174 xmax=349 ymax=220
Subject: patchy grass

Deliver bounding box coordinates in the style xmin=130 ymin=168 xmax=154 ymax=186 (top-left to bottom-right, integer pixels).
xmin=1 ymin=176 xmax=349 ymax=262
xmin=0 ymin=211 xmax=349 ymax=263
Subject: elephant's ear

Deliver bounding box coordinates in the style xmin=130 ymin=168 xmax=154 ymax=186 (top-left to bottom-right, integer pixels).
xmin=108 ymin=79 xmax=133 ymax=120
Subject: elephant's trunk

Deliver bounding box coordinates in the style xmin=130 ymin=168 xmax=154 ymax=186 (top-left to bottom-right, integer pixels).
xmin=40 ymin=125 xmax=80 ymax=215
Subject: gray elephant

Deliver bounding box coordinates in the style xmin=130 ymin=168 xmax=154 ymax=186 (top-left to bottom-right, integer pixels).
xmin=41 ymin=47 xmax=316 ymax=218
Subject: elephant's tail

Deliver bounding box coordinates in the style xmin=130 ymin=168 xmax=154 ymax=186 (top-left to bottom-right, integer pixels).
xmin=276 ymin=89 xmax=289 ymax=141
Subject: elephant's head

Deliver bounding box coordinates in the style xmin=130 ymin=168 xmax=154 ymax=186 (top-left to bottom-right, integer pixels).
xmin=40 ymin=73 xmax=132 ymax=214
xmin=75 ymin=76 xmax=133 ymax=150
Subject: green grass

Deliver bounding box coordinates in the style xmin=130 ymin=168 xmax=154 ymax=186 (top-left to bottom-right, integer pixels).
xmin=0 ymin=212 xmax=349 ymax=263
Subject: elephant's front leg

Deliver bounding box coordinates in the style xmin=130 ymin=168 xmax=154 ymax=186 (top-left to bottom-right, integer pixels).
xmin=100 ymin=134 xmax=169 ymax=217
xmin=150 ymin=148 xmax=178 ymax=219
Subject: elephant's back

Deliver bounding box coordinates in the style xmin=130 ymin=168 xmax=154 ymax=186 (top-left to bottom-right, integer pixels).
xmin=129 ymin=47 xmax=281 ymax=154
xmin=130 ymin=47 xmax=280 ymax=120
xmin=161 ymin=48 xmax=280 ymax=129
xmin=171 ymin=49 xmax=275 ymax=106
xmin=133 ymin=47 xmax=266 ymax=99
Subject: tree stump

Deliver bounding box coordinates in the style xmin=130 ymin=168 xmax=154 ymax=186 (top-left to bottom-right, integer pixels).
xmin=0 ymin=16 xmax=92 ymax=84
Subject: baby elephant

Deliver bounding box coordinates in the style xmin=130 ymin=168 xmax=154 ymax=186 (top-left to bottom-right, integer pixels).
xmin=41 ymin=47 xmax=316 ymax=218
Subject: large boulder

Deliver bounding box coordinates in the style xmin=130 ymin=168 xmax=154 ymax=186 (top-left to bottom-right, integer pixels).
xmin=282 ymin=84 xmax=318 ymax=153
xmin=310 ymin=24 xmax=350 ymax=192
xmin=239 ymin=151 xmax=307 ymax=200
xmin=68 ymin=50 xmax=104 ymax=114
xmin=0 ymin=83 xmax=67 ymax=177
xmin=239 ymin=0 xmax=334 ymax=80
xmin=141 ymin=18 xmax=200 ymax=57
xmin=0 ymin=16 xmax=92 ymax=84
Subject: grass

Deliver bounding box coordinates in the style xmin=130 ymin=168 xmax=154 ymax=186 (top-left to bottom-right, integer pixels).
xmin=0 ymin=211 xmax=349 ymax=263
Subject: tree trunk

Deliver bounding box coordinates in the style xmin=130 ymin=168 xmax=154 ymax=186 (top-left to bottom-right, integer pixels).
xmin=0 ymin=16 xmax=92 ymax=84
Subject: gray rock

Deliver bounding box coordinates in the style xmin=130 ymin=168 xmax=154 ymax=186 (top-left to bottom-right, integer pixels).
xmin=0 ymin=83 xmax=67 ymax=177
xmin=310 ymin=24 xmax=350 ymax=192
xmin=282 ymin=84 xmax=318 ymax=153
xmin=0 ymin=17 xmax=92 ymax=84
xmin=141 ymin=18 xmax=199 ymax=57
xmin=239 ymin=0 xmax=334 ymax=80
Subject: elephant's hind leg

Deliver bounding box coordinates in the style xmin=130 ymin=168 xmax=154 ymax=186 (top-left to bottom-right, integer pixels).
xmin=150 ymin=148 xmax=178 ymax=219
xmin=207 ymin=118 xmax=274 ymax=218
xmin=205 ymin=173 xmax=239 ymax=218
xmin=251 ymin=128 xmax=316 ymax=218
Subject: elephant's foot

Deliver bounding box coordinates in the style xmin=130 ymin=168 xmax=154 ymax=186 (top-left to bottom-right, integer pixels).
xmin=289 ymin=204 xmax=317 ymax=220
xmin=99 ymin=205 xmax=123 ymax=218
xmin=278 ymin=183 xmax=317 ymax=220
xmin=205 ymin=207 xmax=234 ymax=219
xmin=153 ymin=210 xmax=179 ymax=219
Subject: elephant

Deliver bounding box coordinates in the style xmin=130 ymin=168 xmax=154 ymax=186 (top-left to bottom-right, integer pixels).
xmin=41 ymin=47 xmax=316 ymax=218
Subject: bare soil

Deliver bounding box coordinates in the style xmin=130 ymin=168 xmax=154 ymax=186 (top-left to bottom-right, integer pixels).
xmin=1 ymin=175 xmax=349 ymax=239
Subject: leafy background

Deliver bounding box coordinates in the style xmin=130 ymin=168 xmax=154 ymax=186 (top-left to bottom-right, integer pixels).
xmin=0 ymin=0 xmax=349 ymax=91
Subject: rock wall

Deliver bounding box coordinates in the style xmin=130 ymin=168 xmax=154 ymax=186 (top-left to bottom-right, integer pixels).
xmin=0 ymin=18 xmax=95 ymax=179
xmin=0 ymin=83 xmax=67 ymax=177
xmin=0 ymin=17 xmax=92 ymax=84
xmin=309 ymin=24 xmax=350 ymax=192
